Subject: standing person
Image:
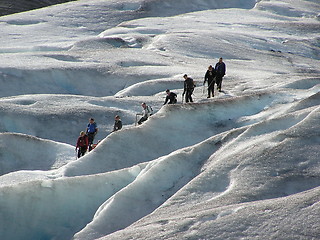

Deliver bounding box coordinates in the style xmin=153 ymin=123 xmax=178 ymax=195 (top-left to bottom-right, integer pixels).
xmin=137 ymin=102 xmax=153 ymax=125
xmin=163 ymin=89 xmax=177 ymax=105
xmin=113 ymin=115 xmax=122 ymax=132
xmin=182 ymin=74 xmax=195 ymax=103
xmin=204 ymin=65 xmax=216 ymax=98
xmin=214 ymin=57 xmax=226 ymax=92
xmin=86 ymin=118 xmax=98 ymax=151
xmin=76 ymin=131 xmax=89 ymax=158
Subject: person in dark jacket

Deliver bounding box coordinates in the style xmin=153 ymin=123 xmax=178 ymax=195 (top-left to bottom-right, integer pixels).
xmin=214 ymin=57 xmax=226 ymax=92
xmin=182 ymin=74 xmax=195 ymax=103
xmin=113 ymin=115 xmax=122 ymax=132
xmin=204 ymin=65 xmax=216 ymax=98
xmin=164 ymin=89 xmax=177 ymax=104
xmin=76 ymin=131 xmax=89 ymax=158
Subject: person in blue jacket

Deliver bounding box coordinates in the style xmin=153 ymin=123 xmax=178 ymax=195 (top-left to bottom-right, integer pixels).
xmin=86 ymin=118 xmax=98 ymax=151
xmin=215 ymin=57 xmax=226 ymax=92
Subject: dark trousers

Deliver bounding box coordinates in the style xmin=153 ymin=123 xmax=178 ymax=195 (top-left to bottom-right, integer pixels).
xmin=207 ymin=80 xmax=215 ymax=97
xmin=78 ymin=146 xmax=87 ymax=158
xmin=185 ymin=89 xmax=193 ymax=103
xmin=168 ymin=98 xmax=177 ymax=104
xmin=138 ymin=116 xmax=148 ymax=125
xmin=216 ymin=75 xmax=223 ymax=91
xmin=87 ymin=132 xmax=95 ymax=151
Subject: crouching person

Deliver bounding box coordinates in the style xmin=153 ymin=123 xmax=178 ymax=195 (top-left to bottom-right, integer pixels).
xmin=164 ymin=89 xmax=177 ymax=104
xmin=137 ymin=102 xmax=153 ymax=125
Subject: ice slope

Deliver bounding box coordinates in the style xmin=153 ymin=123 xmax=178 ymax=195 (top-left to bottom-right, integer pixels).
xmin=88 ymin=101 xmax=320 ymax=240
xmin=0 ymin=166 xmax=145 ymax=240
xmin=0 ymin=133 xmax=75 ymax=175
xmin=0 ymin=0 xmax=319 ymax=240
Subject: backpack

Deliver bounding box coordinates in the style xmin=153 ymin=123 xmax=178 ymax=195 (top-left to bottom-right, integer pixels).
xmin=78 ymin=135 xmax=88 ymax=147
xmin=185 ymin=77 xmax=195 ymax=89
xmin=147 ymin=105 xmax=153 ymax=116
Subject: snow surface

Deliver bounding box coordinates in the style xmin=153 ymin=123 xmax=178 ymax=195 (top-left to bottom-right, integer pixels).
xmin=0 ymin=0 xmax=319 ymax=240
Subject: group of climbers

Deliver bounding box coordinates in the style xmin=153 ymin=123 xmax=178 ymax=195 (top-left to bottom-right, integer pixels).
xmin=75 ymin=57 xmax=226 ymax=158
xmin=75 ymin=115 xmax=122 ymax=158
xmin=203 ymin=57 xmax=226 ymax=98
xmin=182 ymin=57 xmax=226 ymax=102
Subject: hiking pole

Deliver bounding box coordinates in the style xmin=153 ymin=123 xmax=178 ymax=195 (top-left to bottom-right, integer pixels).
xmin=208 ymin=80 xmax=214 ymax=90
xmin=135 ymin=114 xmax=138 ymax=126
xmin=206 ymin=80 xmax=215 ymax=97
xmin=135 ymin=113 xmax=142 ymax=126
xmin=191 ymin=87 xmax=199 ymax=100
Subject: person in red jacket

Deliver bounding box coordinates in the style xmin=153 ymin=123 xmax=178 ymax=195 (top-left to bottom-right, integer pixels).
xmin=76 ymin=131 xmax=89 ymax=158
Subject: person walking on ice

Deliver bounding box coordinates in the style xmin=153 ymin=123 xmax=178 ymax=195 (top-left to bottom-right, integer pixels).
xmin=163 ymin=89 xmax=177 ymax=105
xmin=137 ymin=102 xmax=153 ymax=125
xmin=112 ymin=115 xmax=122 ymax=132
xmin=182 ymin=74 xmax=195 ymax=103
xmin=204 ymin=65 xmax=216 ymax=98
xmin=75 ymin=131 xmax=89 ymax=158
xmin=86 ymin=118 xmax=98 ymax=151
xmin=215 ymin=57 xmax=226 ymax=92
